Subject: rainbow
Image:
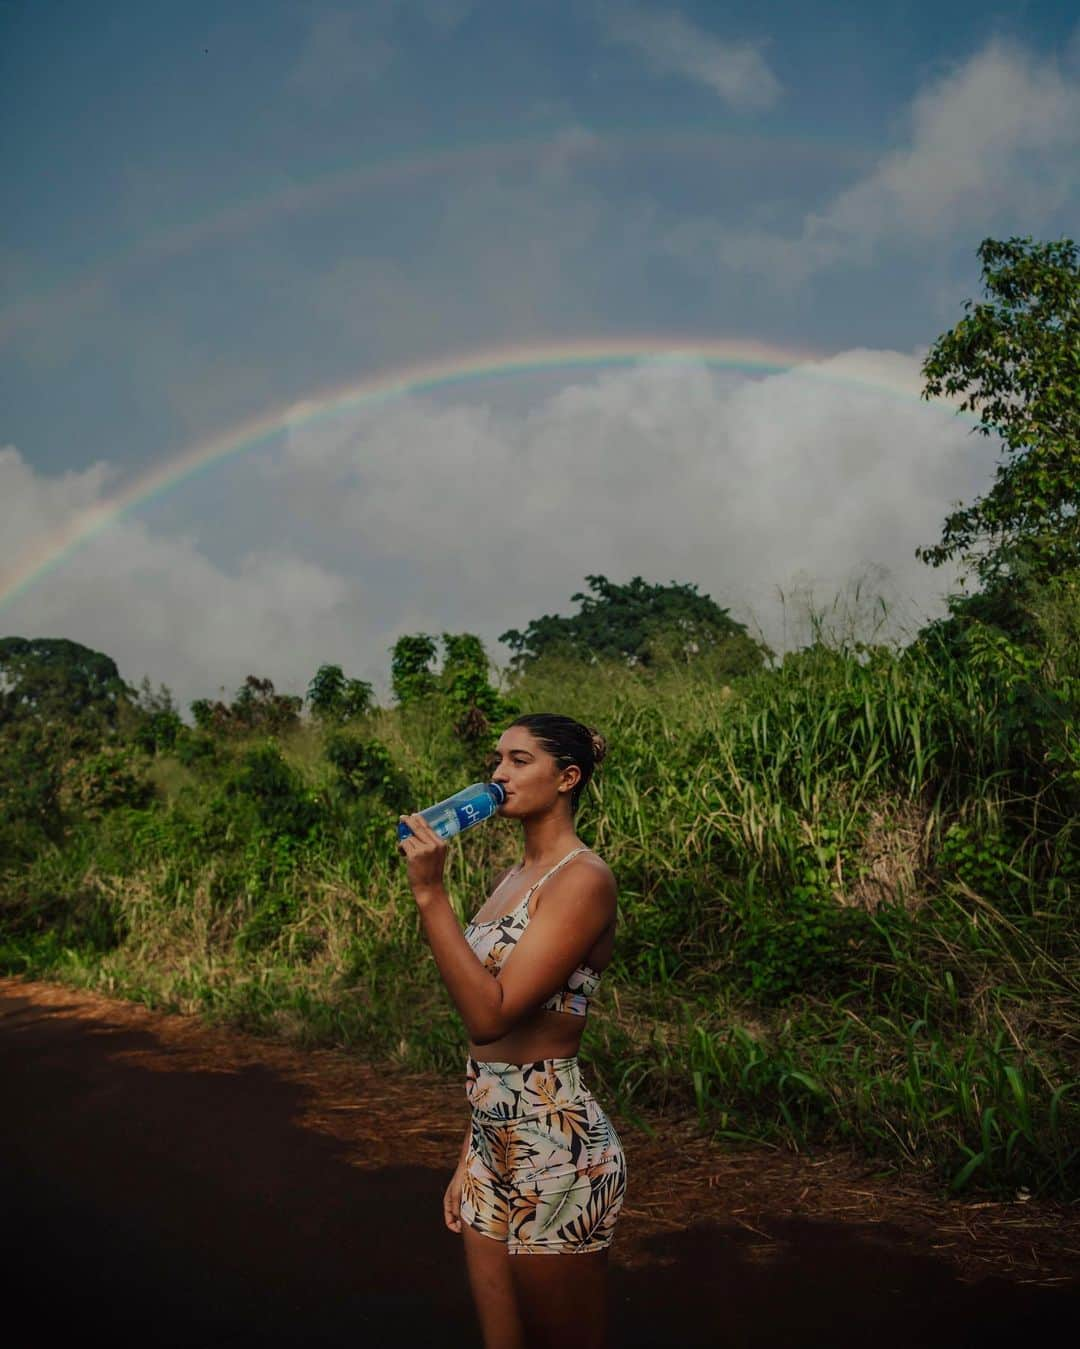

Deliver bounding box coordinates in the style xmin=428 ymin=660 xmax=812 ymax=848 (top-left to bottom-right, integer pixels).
xmin=0 ymin=336 xmax=959 ymax=610
xmin=0 ymin=126 xmax=866 ymax=346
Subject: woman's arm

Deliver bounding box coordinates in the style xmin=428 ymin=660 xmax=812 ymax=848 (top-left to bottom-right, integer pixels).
xmin=400 ymin=813 xmax=614 ymax=1044
xmin=412 ymin=889 xmax=505 ymax=1042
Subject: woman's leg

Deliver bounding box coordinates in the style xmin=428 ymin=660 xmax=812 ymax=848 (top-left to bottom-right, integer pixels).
xmin=462 ymin=1222 xmax=527 ymax=1349
xmin=509 ymin=1249 xmax=610 ymax=1349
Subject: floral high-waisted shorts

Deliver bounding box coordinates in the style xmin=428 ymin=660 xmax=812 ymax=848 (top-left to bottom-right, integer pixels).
xmin=460 ymin=1055 xmax=627 ymax=1255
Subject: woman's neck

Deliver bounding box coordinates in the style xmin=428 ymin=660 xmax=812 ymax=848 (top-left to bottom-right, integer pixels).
xmin=520 ymin=810 xmax=580 ymax=868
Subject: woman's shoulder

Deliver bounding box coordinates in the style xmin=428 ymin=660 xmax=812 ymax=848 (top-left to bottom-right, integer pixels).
xmin=577 ymin=847 xmax=614 ymax=883
xmin=559 ymin=847 xmax=617 ymax=901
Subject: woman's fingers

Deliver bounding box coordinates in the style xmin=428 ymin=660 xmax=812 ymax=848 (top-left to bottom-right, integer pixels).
xmin=397 ymin=816 xmax=425 ymax=852
xmin=409 ymin=813 xmax=443 ymax=846
xmin=399 ymin=813 xmax=438 ymax=841
xmin=399 ymin=814 xmax=448 ymax=892
xmin=444 ymin=1174 xmax=463 ymax=1233
xmin=398 ymin=814 xmax=445 ymax=852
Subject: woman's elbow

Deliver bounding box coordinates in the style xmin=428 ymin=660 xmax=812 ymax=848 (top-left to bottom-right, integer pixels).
xmin=467 ymin=986 xmax=514 ymax=1043
xmin=467 ymin=1023 xmax=504 ymax=1046
xmin=467 ymin=1014 xmax=512 ymax=1044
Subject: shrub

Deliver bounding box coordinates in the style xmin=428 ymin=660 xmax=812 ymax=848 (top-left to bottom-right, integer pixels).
xmin=324 ymin=731 xmax=411 ymax=812
xmin=229 ymin=742 xmax=321 ymax=839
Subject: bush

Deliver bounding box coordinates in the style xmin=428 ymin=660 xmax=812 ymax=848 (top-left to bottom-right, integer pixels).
xmin=227 ymin=742 xmax=322 ymax=839
xmin=736 ymin=889 xmax=884 ymax=1004
xmin=60 ymin=747 xmax=153 ymax=819
xmin=324 ymin=731 xmax=411 ymax=811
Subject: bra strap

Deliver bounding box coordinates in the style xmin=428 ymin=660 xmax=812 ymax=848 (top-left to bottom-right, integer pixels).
xmin=525 ymin=846 xmax=590 ymax=900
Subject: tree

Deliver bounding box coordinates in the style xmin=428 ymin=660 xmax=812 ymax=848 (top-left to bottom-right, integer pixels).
xmin=190 ymin=675 xmax=302 ymax=736
xmin=389 ymin=632 xmax=514 ymax=741
xmin=0 ymin=636 xmax=129 ymax=728
xmin=919 ymin=236 xmax=1080 ymax=588
xmin=306 ymin=664 xmax=374 ymax=722
xmin=439 ymin=633 xmax=515 ymax=742
xmin=390 ymin=634 xmax=439 ymax=706
xmin=499 ymin=574 xmax=768 ymax=672
xmin=125 ymin=676 xmax=182 ymax=754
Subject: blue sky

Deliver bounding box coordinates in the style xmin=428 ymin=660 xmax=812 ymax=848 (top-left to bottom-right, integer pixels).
xmin=2 ymin=1 xmax=1078 ymax=706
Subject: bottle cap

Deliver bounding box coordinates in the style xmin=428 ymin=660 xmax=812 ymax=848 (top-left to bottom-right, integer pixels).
xmin=488 ymin=782 xmax=507 ymax=804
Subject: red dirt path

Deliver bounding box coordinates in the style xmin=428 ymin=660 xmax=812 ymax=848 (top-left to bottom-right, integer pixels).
xmin=3 ymin=977 xmax=1078 ymax=1346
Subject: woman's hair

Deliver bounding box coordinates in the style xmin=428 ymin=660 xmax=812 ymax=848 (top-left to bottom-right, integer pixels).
xmin=508 ymin=713 xmax=607 ymax=813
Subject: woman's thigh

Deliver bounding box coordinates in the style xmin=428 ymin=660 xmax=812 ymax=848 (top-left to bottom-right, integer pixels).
xmin=509 ymin=1249 xmax=610 ymax=1349
xmin=462 ymin=1222 xmax=527 ymax=1349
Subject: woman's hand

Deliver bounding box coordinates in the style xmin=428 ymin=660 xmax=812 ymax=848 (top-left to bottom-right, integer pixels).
xmin=443 ymin=1163 xmax=465 ymax=1234
xmin=398 ymin=813 xmax=448 ymax=900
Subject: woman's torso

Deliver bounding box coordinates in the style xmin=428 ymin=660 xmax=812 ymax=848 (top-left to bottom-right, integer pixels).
xmin=466 ymin=847 xmax=615 ymax=1064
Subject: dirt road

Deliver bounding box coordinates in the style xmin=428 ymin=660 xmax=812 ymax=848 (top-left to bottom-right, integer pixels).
xmin=3 ymin=977 xmax=1077 ymax=1346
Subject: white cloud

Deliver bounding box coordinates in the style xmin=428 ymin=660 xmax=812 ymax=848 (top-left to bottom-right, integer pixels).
xmin=680 ymin=39 xmax=1080 ymax=285
xmin=0 ymin=444 xmax=369 ymax=711
xmin=606 ymin=4 xmax=781 ymax=110
xmin=1 ymin=352 xmax=990 ymax=710
xmin=265 ymin=351 xmax=983 ymax=649
xmin=812 ymin=41 xmax=1079 ymax=251
xmin=289 ymin=1 xmax=476 ymax=99
xmin=0 ymin=447 xmax=116 ymax=559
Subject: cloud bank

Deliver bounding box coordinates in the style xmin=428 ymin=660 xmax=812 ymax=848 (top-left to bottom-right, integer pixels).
xmin=3 ymin=353 xmax=985 ymax=710
xmin=606 ymin=5 xmax=781 ymax=111
xmin=673 ymin=38 xmax=1080 ymax=284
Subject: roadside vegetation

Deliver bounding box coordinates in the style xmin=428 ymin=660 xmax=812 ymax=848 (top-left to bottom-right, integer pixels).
xmin=2 ymin=237 xmax=1077 ymax=1199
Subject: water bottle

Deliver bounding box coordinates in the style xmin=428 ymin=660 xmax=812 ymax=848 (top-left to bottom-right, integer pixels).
xmin=397 ymin=782 xmax=506 ymax=841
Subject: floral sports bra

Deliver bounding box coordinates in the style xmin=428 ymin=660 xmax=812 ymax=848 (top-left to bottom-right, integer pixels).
xmin=463 ymin=846 xmax=602 ymax=1017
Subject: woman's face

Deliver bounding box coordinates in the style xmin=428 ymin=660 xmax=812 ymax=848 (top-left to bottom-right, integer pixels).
xmin=489 ymin=727 xmax=580 ymax=819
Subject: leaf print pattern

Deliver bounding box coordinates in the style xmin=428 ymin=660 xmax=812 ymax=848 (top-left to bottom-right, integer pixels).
xmin=533 ymin=1170 xmax=593 ymax=1239
xmin=461 ymin=1056 xmax=627 ymax=1254
xmin=466 ymin=1059 xmax=526 ymax=1119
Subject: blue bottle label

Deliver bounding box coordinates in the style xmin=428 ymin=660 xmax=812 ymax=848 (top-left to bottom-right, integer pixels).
xmin=454 ymin=798 xmax=487 ymax=832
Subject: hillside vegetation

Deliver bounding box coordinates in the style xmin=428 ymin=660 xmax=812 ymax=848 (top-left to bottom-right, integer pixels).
xmin=2 ymin=237 xmax=1078 ymax=1197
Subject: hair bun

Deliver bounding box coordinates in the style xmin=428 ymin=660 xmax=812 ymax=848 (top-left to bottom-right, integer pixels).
xmin=588 ymin=729 xmax=607 ymax=766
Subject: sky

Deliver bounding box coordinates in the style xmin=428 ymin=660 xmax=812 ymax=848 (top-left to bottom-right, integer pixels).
xmin=2 ymin=0 xmax=1078 ymax=708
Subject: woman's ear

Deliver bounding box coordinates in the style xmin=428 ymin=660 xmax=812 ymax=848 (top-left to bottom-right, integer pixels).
xmin=559 ymin=764 xmax=582 ymax=795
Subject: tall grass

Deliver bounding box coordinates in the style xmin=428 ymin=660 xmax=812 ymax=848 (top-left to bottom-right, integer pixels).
xmin=2 ymin=608 xmax=1077 ymax=1198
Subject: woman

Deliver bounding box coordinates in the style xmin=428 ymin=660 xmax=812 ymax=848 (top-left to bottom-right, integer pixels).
xmin=398 ymin=713 xmax=626 ymax=1349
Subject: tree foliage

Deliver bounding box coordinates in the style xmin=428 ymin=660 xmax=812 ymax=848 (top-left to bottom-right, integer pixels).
xmin=390 ymin=635 xmax=439 ymax=706
xmin=499 ymin=574 xmax=768 ymax=673
xmin=228 ymin=742 xmax=320 ymax=839
xmin=919 ymin=236 xmax=1080 ymax=586
xmin=126 ymin=676 xmax=183 ymax=754
xmin=323 ymin=730 xmax=411 ymax=810
xmin=306 ymin=663 xmax=374 ymax=722
xmin=0 ymin=637 xmax=129 ymax=728
xmin=190 ymin=675 xmax=302 ymax=737
xmin=389 ymin=632 xmax=514 ymax=742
